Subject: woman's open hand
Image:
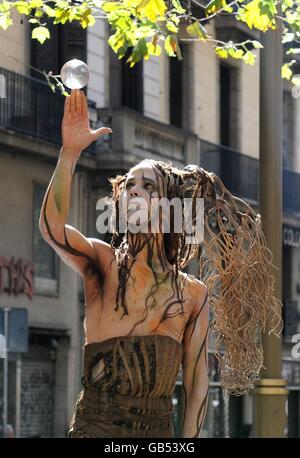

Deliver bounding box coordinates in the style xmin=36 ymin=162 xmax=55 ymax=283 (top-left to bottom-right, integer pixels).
xmin=61 ymin=89 xmax=112 ymax=158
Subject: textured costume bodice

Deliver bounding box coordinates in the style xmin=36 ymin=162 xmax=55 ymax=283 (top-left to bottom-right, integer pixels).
xmin=68 ymin=334 xmax=183 ymax=438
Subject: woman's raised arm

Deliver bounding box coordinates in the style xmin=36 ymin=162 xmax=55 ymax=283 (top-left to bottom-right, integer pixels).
xmin=39 ymin=89 xmax=113 ymax=279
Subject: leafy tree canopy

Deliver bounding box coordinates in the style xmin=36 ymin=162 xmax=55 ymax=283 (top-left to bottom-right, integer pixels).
xmin=0 ymin=0 xmax=299 ymax=91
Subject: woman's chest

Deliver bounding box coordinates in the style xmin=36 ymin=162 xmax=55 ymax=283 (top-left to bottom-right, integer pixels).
xmin=84 ymin=270 xmax=194 ymax=342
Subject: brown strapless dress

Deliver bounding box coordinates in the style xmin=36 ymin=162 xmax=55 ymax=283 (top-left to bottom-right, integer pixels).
xmin=68 ymin=334 xmax=183 ymax=438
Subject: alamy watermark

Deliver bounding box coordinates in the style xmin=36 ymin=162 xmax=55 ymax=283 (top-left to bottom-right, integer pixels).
xmin=96 ymin=196 xmax=205 ymax=244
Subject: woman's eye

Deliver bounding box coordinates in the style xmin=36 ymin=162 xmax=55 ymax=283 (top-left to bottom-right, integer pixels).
xmin=145 ymin=183 xmax=154 ymax=191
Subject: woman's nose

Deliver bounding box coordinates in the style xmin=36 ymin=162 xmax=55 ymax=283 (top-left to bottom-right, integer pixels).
xmin=129 ymin=187 xmax=139 ymax=197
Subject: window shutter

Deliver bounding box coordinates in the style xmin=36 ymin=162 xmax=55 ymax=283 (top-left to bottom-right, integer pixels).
xmin=30 ymin=21 xmax=60 ymax=79
xmin=29 ymin=20 xmax=87 ymax=143
xmin=121 ymin=48 xmax=143 ymax=113
xmin=60 ymin=21 xmax=87 ymax=65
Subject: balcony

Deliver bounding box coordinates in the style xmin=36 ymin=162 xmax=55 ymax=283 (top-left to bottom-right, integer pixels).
xmin=0 ymin=66 xmax=97 ymax=156
xmin=283 ymin=169 xmax=300 ymax=216
xmin=94 ymin=106 xmax=196 ymax=172
xmin=199 ymin=138 xmax=300 ymax=216
xmin=199 ymin=138 xmax=259 ymax=204
xmin=0 ymin=67 xmax=191 ymax=167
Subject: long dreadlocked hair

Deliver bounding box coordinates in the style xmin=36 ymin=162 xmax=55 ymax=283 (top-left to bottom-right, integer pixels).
xmin=106 ymin=158 xmax=283 ymax=395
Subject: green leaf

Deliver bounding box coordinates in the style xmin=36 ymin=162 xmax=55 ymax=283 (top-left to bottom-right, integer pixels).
xmin=14 ymin=1 xmax=31 ymax=15
xmin=166 ymin=20 xmax=178 ymax=33
xmin=206 ymin=0 xmax=225 ymax=15
xmin=126 ymin=38 xmax=149 ymax=66
xmin=223 ymin=3 xmax=233 ymax=13
xmin=228 ymin=47 xmax=244 ymax=59
xmin=282 ymin=62 xmax=293 ymax=80
xmin=291 ymin=74 xmax=300 ymax=86
xmin=282 ymin=33 xmax=295 ymax=43
xmin=68 ymin=8 xmax=78 ymax=22
xmin=0 ymin=12 xmax=13 ymax=29
xmin=260 ymin=0 xmax=277 ymax=17
xmin=165 ymin=34 xmax=176 ymax=56
xmin=29 ymin=0 xmax=43 ymax=8
xmin=147 ymin=41 xmax=161 ymax=56
xmin=243 ymin=50 xmax=256 ymax=65
xmin=169 ymin=13 xmax=179 ymax=25
xmin=136 ymin=0 xmax=167 ymax=22
xmin=171 ymin=0 xmax=186 ymax=14
xmin=236 ymin=0 xmax=277 ymax=32
xmin=173 ymin=34 xmax=182 ymax=60
xmin=287 ymin=48 xmax=300 ymax=54
xmin=31 ymin=26 xmax=50 ymax=44
xmin=34 ymin=8 xmax=44 ymax=18
xmin=102 ymin=1 xmax=120 ymax=13
xmin=186 ymin=21 xmax=208 ymax=39
xmin=0 ymin=1 xmax=11 ymax=14
xmin=215 ymin=46 xmax=228 ymax=58
xmin=136 ymin=0 xmax=151 ymax=10
xmin=252 ymin=40 xmax=263 ymax=48
xmin=81 ymin=10 xmax=96 ymax=28
xmin=108 ymin=31 xmax=127 ymax=53
xmin=56 ymin=0 xmax=69 ymax=7
xmin=283 ymin=0 xmax=294 ymax=8
xmin=54 ymin=8 xmax=69 ymax=24
xmin=43 ymin=4 xmax=56 ymax=17
xmin=164 ymin=34 xmax=181 ymax=59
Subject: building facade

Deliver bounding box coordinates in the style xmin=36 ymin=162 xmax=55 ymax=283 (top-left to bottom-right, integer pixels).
xmin=1 ymin=5 xmax=300 ymax=437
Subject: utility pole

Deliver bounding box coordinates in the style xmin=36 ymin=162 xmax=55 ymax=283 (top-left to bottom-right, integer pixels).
xmin=253 ymin=8 xmax=288 ymax=437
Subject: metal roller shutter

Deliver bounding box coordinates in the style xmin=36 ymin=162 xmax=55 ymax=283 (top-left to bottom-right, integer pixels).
xmin=21 ymin=359 xmax=55 ymax=438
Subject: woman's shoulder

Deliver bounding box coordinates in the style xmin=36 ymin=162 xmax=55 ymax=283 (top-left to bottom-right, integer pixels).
xmin=177 ymin=270 xmax=208 ymax=314
xmin=179 ymin=270 xmax=207 ymax=293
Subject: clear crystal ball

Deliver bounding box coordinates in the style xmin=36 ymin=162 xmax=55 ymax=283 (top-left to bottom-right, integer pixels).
xmin=60 ymin=59 xmax=89 ymax=89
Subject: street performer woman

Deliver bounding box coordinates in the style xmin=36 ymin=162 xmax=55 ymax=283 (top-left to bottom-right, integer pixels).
xmin=39 ymin=89 xmax=282 ymax=438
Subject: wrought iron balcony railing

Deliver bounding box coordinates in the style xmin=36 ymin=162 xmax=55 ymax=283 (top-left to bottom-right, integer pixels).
xmin=0 ymin=66 xmax=97 ymax=155
xmin=199 ymin=138 xmax=300 ymax=216
xmin=199 ymin=138 xmax=259 ymax=204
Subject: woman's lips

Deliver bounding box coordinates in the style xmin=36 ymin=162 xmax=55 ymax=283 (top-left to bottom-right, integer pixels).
xmin=127 ymin=200 xmax=148 ymax=211
xmin=127 ymin=204 xmax=137 ymax=211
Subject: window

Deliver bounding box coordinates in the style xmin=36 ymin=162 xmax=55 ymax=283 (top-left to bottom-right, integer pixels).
xmin=220 ymin=64 xmax=231 ymax=147
xmin=169 ymin=48 xmax=184 ymax=128
xmin=30 ymin=19 xmax=87 ymax=143
xmin=121 ymin=48 xmax=143 ymax=113
xmin=30 ymin=21 xmax=87 ymax=81
xmin=219 ymin=64 xmax=239 ymax=149
xmin=32 ymin=183 xmax=59 ymax=294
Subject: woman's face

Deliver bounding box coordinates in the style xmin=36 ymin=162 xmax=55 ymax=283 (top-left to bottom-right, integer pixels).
xmin=121 ymin=163 xmax=163 ymax=232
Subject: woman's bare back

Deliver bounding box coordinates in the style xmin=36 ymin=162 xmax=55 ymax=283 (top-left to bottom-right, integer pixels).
xmin=83 ymin=247 xmax=204 ymax=347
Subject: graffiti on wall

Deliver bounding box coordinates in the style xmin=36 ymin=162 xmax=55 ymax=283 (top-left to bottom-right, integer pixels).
xmin=0 ymin=257 xmax=34 ymax=299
